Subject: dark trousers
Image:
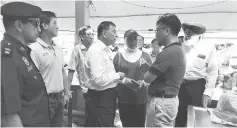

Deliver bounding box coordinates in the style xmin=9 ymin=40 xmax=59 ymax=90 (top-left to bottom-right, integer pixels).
xmin=83 ymin=93 xmax=88 ymax=123
xmin=118 ymin=103 xmax=146 ymax=127
xmin=209 ymin=100 xmax=218 ymax=108
xmin=84 ymin=87 xmax=117 ymax=127
xmin=49 ymin=94 xmax=64 ymax=127
xmin=175 ymin=78 xmax=206 ymax=127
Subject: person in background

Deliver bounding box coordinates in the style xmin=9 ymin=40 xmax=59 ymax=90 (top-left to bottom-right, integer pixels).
xmin=29 ymin=11 xmax=71 ymax=127
xmin=144 ymin=13 xmax=186 ymax=127
xmin=109 ymin=42 xmax=120 ymax=59
xmin=113 ymin=29 xmax=152 ymax=127
xmin=230 ymin=71 xmax=237 ymax=88
xmin=137 ymin=35 xmax=145 ymax=51
xmin=67 ymin=26 xmax=95 ymax=125
xmin=84 ymin=21 xmax=125 ymax=127
xmin=175 ymin=22 xmax=218 ymax=127
xmin=178 ymin=36 xmax=184 ymax=43
xmin=150 ymin=38 xmax=161 ymax=63
xmin=1 ymin=2 xmax=50 ymax=127
xmin=68 ymin=25 xmax=95 ymax=96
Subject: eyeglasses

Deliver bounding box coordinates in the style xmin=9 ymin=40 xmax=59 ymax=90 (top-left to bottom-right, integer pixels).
xmin=84 ymin=32 xmax=95 ymax=37
xmin=27 ymin=19 xmax=40 ymax=28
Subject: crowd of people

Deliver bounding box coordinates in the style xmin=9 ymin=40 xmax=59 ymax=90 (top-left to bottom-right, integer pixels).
xmin=1 ymin=1 xmax=236 ymax=127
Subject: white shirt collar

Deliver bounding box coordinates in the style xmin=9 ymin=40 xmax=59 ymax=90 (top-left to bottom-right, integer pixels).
xmin=96 ymin=39 xmax=107 ymax=50
xmin=37 ymin=38 xmax=55 ymax=48
xmin=79 ymin=43 xmax=87 ymax=50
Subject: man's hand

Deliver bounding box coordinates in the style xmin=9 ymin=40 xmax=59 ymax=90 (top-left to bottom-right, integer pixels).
xmin=118 ymin=72 xmax=125 ymax=80
xmin=202 ymin=94 xmax=211 ymax=108
xmin=140 ymin=58 xmax=150 ymax=73
xmin=1 ymin=113 xmax=23 ymax=127
xmin=121 ymin=78 xmax=140 ymax=90
xmin=128 ymin=79 xmax=142 ymax=90
xmin=63 ymin=94 xmax=71 ymax=108
xmin=137 ymin=80 xmax=148 ymax=88
xmin=81 ymin=86 xmax=88 ymax=93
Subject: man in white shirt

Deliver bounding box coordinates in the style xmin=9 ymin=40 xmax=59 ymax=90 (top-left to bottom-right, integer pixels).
xmin=29 ymin=11 xmax=70 ymax=127
xmin=175 ymin=23 xmax=218 ymax=127
xmin=84 ymin=21 xmax=125 ymax=127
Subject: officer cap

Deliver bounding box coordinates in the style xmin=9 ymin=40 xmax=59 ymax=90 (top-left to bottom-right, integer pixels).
xmin=182 ymin=22 xmax=206 ymax=35
xmin=1 ymin=2 xmax=42 ymax=19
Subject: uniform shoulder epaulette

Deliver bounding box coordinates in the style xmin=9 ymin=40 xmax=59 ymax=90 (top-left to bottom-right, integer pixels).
xmin=1 ymin=41 xmax=13 ymax=57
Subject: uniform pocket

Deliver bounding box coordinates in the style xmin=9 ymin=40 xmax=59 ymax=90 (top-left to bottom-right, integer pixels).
xmin=193 ymin=57 xmax=207 ymax=70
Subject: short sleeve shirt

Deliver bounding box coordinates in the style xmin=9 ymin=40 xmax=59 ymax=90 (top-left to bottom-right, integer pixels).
xmin=67 ymin=44 xmax=88 ymax=85
xmin=148 ymin=42 xmax=186 ymax=96
xmin=1 ymin=33 xmax=50 ymax=127
xmin=29 ymin=38 xmax=64 ymax=93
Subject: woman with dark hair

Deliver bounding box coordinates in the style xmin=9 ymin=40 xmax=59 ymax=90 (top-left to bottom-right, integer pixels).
xmin=113 ymin=30 xmax=152 ymax=127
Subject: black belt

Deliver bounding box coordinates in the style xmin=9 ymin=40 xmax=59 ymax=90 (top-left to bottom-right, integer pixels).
xmin=48 ymin=91 xmax=63 ymax=98
xmin=182 ymin=78 xmax=205 ymax=84
xmin=149 ymin=93 xmax=176 ymax=98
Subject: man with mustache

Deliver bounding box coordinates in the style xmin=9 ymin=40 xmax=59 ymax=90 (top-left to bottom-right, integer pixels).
xmin=83 ymin=21 xmax=125 ymax=127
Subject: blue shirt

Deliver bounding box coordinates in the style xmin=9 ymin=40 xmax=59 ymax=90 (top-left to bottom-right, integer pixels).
xmin=1 ymin=33 xmax=50 ymax=127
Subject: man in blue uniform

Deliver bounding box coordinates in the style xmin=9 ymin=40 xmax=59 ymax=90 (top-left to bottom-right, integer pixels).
xmin=1 ymin=2 xmax=50 ymax=127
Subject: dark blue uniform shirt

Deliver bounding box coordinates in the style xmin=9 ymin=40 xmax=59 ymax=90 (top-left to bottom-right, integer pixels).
xmin=148 ymin=42 xmax=186 ymax=96
xmin=1 ymin=33 xmax=50 ymax=127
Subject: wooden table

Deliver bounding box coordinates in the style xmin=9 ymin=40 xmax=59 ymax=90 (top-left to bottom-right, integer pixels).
xmin=187 ymin=105 xmax=234 ymax=127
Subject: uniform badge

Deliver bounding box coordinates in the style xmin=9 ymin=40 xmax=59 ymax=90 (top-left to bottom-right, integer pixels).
xmin=27 ymin=65 xmax=33 ymax=72
xmin=4 ymin=48 xmax=11 ymax=54
xmin=2 ymin=43 xmax=12 ymax=56
xmin=20 ymin=47 xmax=26 ymax=53
xmin=22 ymin=57 xmax=29 ymax=66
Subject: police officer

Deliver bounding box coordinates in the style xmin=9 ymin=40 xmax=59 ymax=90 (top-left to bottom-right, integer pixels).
xmin=1 ymin=2 xmax=50 ymax=127
xmin=175 ymin=23 xmax=218 ymax=127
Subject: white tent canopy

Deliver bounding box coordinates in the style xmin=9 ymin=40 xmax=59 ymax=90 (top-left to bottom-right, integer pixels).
xmin=1 ymin=0 xmax=237 ymax=32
